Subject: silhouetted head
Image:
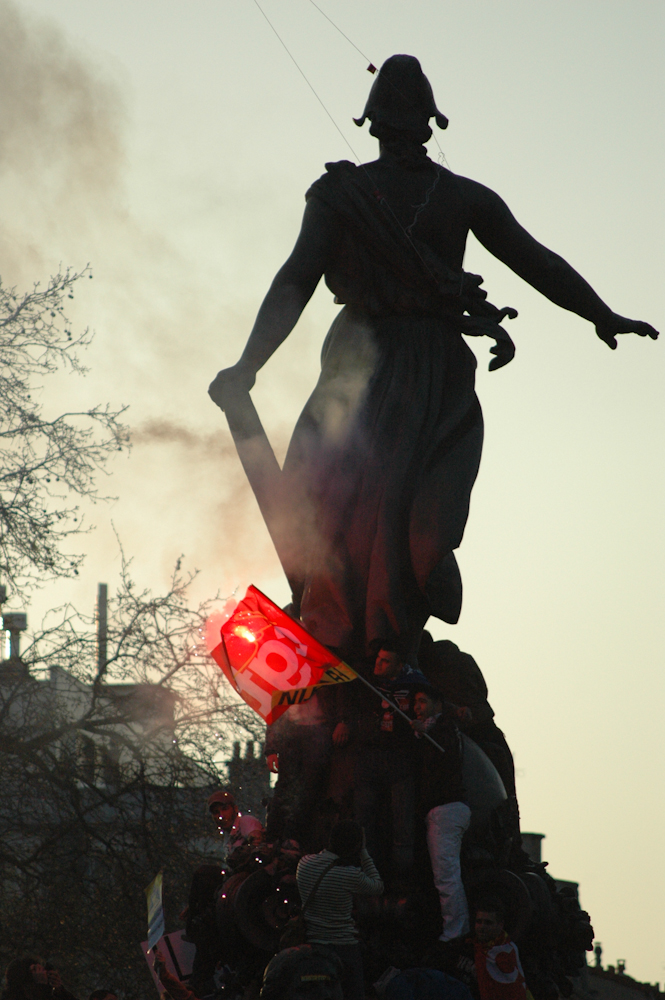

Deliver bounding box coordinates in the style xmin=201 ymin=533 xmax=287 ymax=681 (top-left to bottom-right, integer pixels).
xmin=354 ymin=55 xmax=448 ymax=140
xmin=260 ymin=945 xmax=343 ymax=1000
xmin=3 ymin=959 xmax=46 ymax=1000
xmin=328 ymin=820 xmax=363 ymax=865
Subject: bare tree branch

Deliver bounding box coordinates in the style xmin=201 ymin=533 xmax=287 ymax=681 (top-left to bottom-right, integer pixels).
xmin=0 ymin=560 xmax=265 ymax=995
xmin=0 ymin=267 xmax=129 ymax=598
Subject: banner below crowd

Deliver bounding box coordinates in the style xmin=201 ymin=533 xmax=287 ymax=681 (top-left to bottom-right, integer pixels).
xmin=206 ymin=585 xmax=356 ymax=724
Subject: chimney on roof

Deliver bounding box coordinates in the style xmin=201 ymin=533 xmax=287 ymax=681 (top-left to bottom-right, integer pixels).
xmin=97 ymin=583 xmax=108 ymax=675
xmin=521 ymin=832 xmax=545 ymax=864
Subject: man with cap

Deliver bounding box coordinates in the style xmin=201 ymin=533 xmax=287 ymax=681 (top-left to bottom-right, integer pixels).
xmin=180 ymin=794 xmax=264 ymax=993
xmin=418 ymin=634 xmax=526 ymax=866
xmin=210 ymin=54 xmax=658 ymax=668
xmin=207 ymin=789 xmax=264 ymax=861
xmin=418 ymin=635 xmax=515 ymax=795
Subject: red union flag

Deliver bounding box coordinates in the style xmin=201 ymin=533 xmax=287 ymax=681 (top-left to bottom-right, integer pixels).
xmin=205 ymin=585 xmax=356 ymax=724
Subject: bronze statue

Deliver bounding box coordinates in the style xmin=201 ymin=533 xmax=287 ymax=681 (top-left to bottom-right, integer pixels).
xmin=209 ymin=55 xmax=658 ymax=666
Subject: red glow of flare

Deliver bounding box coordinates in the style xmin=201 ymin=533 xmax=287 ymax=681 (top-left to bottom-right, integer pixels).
xmin=234 ymin=625 xmax=256 ymax=643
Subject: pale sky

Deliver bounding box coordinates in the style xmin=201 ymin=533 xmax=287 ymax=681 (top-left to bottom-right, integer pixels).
xmin=2 ymin=0 xmax=663 ymax=984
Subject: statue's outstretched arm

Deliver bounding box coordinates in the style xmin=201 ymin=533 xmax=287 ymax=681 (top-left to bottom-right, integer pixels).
xmin=462 ymin=178 xmax=659 ymax=349
xmin=209 ymin=199 xmax=336 ymax=409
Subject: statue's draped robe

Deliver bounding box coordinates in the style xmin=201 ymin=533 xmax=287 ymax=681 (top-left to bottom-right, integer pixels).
xmin=283 ymin=161 xmax=501 ymax=662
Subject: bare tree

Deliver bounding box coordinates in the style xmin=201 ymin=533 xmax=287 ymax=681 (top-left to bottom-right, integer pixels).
xmin=0 ymin=267 xmax=129 ymax=599
xmin=0 ymin=267 xmax=268 ymax=994
xmin=0 ymin=555 xmax=264 ymax=997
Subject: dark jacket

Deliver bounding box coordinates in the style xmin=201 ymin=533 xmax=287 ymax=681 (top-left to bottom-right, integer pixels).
xmin=422 ymin=640 xmax=495 ymax=725
xmin=415 ymin=711 xmax=465 ymax=816
xmin=356 ymin=665 xmax=429 ymax=752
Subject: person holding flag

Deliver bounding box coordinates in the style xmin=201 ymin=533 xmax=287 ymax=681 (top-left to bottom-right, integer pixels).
xmin=205 ymin=587 xmax=438 ymax=876
xmin=353 ymin=645 xmax=428 ymax=882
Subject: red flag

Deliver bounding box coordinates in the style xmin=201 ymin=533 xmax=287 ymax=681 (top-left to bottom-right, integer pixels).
xmin=205 ymin=585 xmax=354 ymax=724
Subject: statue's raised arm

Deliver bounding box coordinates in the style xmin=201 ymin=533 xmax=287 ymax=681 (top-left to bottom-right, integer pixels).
xmin=458 ymin=176 xmax=659 ymax=349
xmin=209 ymin=55 xmax=658 ymax=666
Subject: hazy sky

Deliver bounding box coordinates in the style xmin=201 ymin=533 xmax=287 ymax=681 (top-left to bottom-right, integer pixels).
xmin=2 ymin=0 xmax=664 ymax=983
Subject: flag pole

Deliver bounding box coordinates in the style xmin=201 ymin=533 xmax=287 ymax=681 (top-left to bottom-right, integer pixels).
xmin=350 ymin=669 xmax=449 ymax=758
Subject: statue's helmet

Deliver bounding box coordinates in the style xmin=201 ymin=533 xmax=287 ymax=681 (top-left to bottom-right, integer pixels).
xmin=354 ymin=54 xmax=448 ymax=132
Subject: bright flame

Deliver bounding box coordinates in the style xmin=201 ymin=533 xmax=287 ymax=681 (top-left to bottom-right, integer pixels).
xmin=234 ymin=625 xmax=256 ymax=643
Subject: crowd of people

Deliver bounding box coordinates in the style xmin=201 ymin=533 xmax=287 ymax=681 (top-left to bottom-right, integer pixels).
xmin=265 ymin=636 xmax=521 ymax=939
xmin=0 ymin=885 xmax=532 ymax=1000
xmin=175 ymin=637 xmax=530 ymax=998
xmin=1 ymin=640 xmax=532 ymax=1000
xmin=0 ymin=860 xmax=531 ymax=1000
xmin=0 ymin=961 xmax=116 ymax=1000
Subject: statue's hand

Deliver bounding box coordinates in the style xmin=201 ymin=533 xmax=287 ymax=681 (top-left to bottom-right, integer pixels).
xmin=595 ymin=313 xmax=659 ymax=350
xmin=208 ymin=363 xmax=256 ymax=410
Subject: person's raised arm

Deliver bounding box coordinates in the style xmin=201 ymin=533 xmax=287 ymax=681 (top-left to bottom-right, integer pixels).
xmin=209 ymin=197 xmax=337 ymax=408
xmin=460 ymin=177 xmax=658 ymax=350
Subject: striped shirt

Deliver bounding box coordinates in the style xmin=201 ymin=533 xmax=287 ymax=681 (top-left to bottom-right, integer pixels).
xmin=296 ymin=848 xmax=383 ymax=946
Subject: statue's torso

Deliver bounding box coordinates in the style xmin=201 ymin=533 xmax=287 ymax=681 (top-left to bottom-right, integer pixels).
xmin=359 ymin=157 xmax=470 ymax=271
xmin=308 ymin=157 xmax=476 ymax=320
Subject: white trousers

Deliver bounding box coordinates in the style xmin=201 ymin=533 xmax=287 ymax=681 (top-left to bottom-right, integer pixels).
xmin=425 ymin=801 xmax=472 ymax=941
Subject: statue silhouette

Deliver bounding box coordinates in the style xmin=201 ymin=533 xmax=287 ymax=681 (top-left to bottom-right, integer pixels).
xmin=209 ymin=55 xmax=658 ymax=665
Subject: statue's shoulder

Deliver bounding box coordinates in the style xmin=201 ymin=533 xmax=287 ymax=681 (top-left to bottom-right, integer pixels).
xmin=306 ymin=160 xmax=358 ymax=201
xmin=323 ymin=159 xmax=358 ymax=174
xmin=453 ymin=172 xmax=504 ymax=209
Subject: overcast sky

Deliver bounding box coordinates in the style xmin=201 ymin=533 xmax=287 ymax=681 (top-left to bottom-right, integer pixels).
xmin=2 ymin=0 xmax=664 ymax=983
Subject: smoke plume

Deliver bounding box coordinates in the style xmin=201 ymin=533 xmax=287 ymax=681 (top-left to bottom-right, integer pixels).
xmin=0 ymin=0 xmax=301 ymax=607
